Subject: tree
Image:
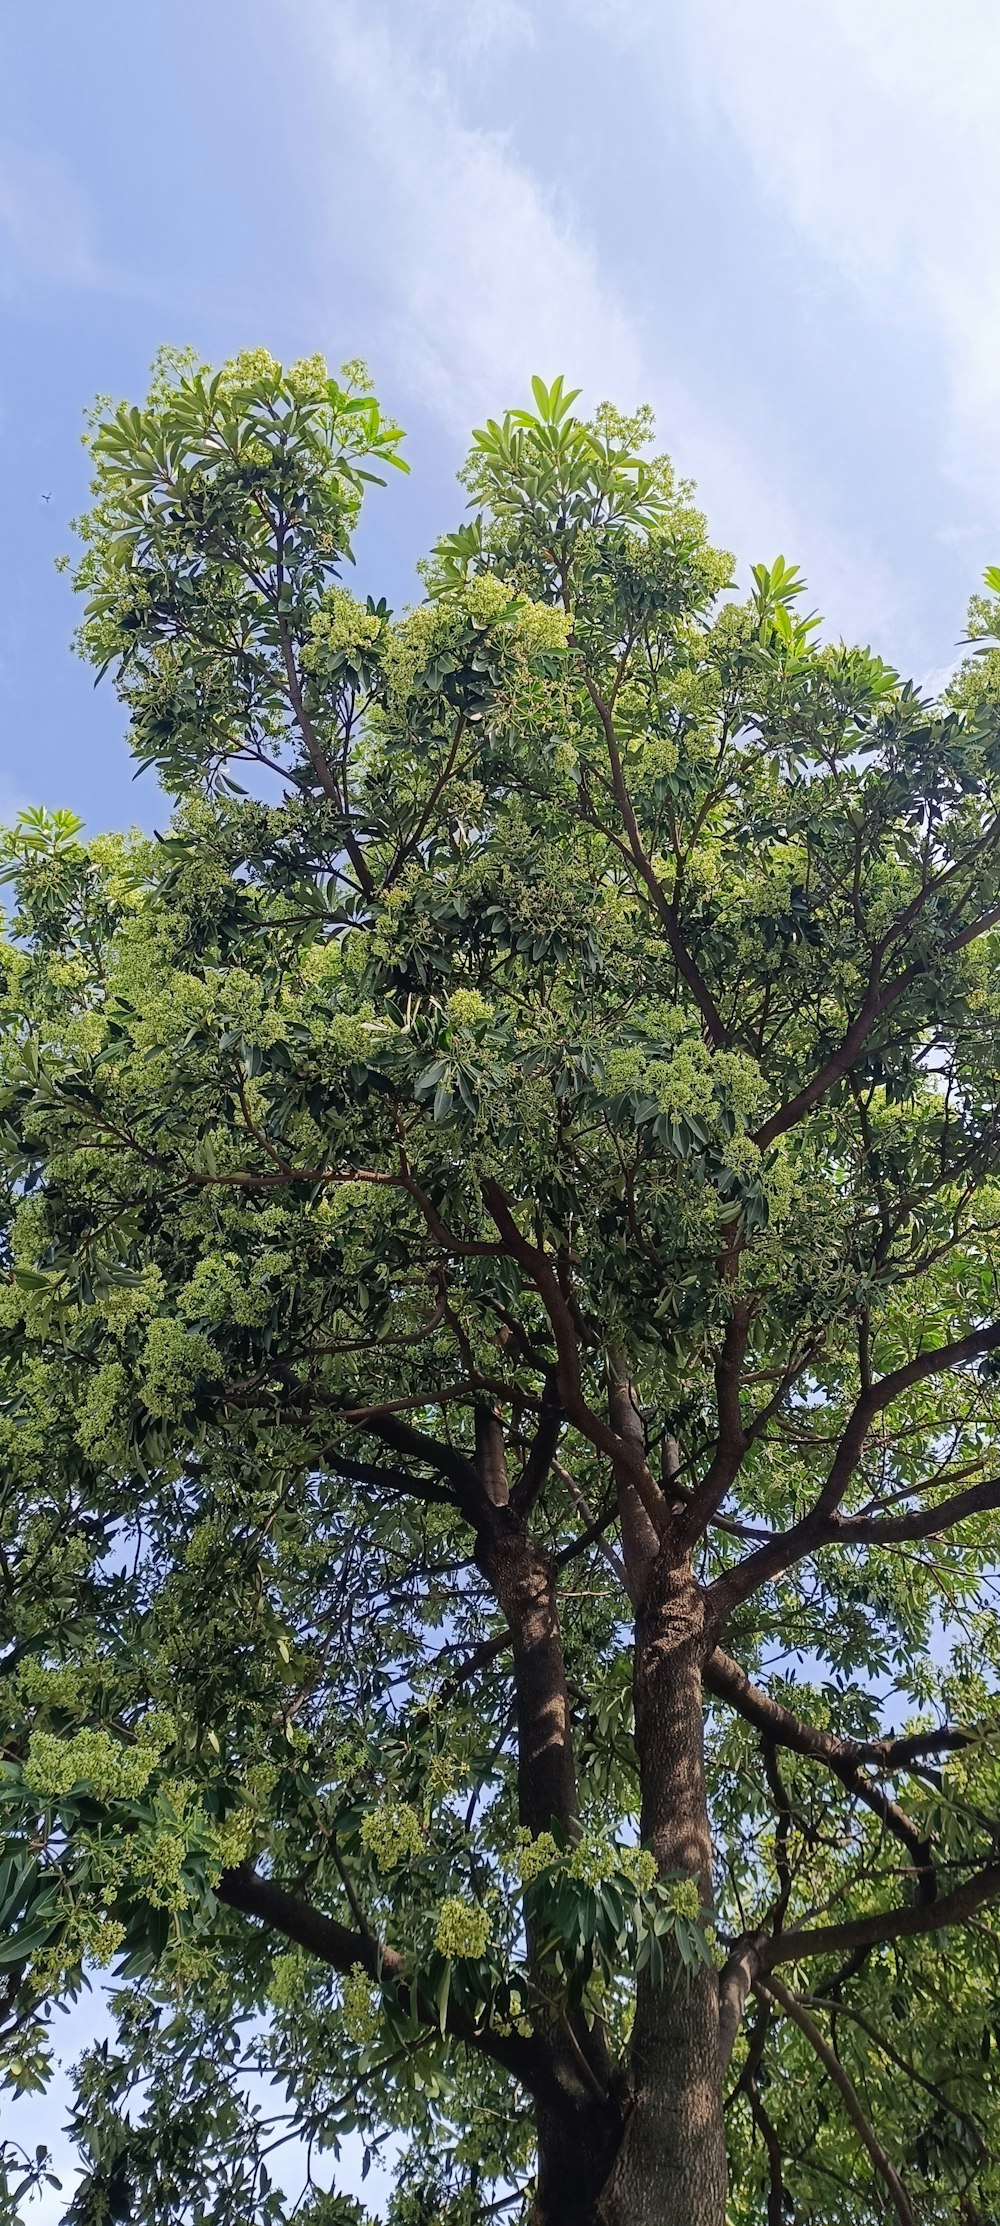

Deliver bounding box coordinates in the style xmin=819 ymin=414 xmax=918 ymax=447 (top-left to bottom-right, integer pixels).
xmin=1 ymin=349 xmax=1000 ymax=2226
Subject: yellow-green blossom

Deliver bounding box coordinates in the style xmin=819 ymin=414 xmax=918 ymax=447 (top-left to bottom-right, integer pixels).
xmin=434 ymin=1897 xmax=491 ymax=1960
xmin=359 ymin=1801 xmax=425 ymax=1871
xmin=341 ymin=1965 xmax=382 ymax=2044
xmin=24 ymin=1728 xmax=156 ymax=1803
xmin=664 ymin=1877 xmax=702 ymax=1920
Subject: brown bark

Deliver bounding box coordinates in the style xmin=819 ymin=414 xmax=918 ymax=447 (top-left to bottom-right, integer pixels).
xmin=477 ymin=1508 xmax=578 ymax=1838
xmin=477 ymin=1389 xmax=729 ymax=2226
xmin=479 ymin=1506 xmax=619 ymax=2223
xmin=597 ymin=1561 xmax=728 ymax=2226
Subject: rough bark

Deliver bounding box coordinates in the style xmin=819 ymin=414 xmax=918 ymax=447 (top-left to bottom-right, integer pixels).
xmin=535 ymin=2091 xmax=624 ymax=2226
xmin=597 ymin=1560 xmax=728 ymax=2226
xmin=477 ymin=1507 xmax=578 ymax=1837
xmin=478 ymin=1466 xmax=727 ymax=2226
xmin=478 ymin=1504 xmax=620 ymax=2223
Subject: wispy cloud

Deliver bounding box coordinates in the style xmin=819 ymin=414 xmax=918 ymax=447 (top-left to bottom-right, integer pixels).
xmin=662 ymin=0 xmax=1000 ymax=524
xmin=296 ymin=0 xmax=903 ymax=648
xmin=302 ymin=0 xmax=643 ymax=431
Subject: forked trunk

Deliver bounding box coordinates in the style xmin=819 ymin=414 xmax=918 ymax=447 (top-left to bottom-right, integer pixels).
xmin=481 ymin=1491 xmax=726 ymax=2225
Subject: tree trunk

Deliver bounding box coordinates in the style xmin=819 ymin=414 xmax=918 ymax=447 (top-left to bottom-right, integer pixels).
xmin=596 ymin=1560 xmax=727 ymax=2226
xmin=535 ymin=2091 xmax=624 ymax=2226
xmin=476 ymin=1507 xmax=579 ymax=1837
xmin=479 ymin=1506 xmax=727 ymax=2225
xmin=478 ymin=1509 xmax=621 ymax=2223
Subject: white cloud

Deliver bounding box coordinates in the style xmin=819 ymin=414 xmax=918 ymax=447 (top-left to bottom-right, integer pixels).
xmin=295 ymin=0 xmax=903 ymax=646
xmin=657 ymin=0 xmax=1000 ymax=520
xmin=420 ymin=0 xmax=536 ymax=62
xmin=301 ymin=0 xmax=643 ymax=432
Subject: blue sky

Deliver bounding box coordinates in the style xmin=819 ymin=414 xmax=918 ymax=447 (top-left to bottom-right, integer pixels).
xmin=5 ymin=0 xmax=1000 ymax=840
xmin=4 ymin=0 xmax=1000 ymax=2208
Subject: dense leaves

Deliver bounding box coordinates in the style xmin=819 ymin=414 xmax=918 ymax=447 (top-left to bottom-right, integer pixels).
xmin=1 ymin=353 xmax=1000 ymax=2221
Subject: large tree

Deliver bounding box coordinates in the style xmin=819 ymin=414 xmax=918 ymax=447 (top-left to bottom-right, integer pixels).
xmin=2 ymin=351 xmax=1000 ymax=2226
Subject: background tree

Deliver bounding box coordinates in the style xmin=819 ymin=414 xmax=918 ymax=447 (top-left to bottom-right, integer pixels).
xmin=2 ymin=351 xmax=1000 ymax=2225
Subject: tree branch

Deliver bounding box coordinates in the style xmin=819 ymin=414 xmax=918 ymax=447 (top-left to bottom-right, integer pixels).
xmin=326 ymin=1451 xmax=461 ymax=1511
xmin=756 ymin=1973 xmax=915 ymax=2226
xmin=217 ymin=1865 xmax=544 ymax=2092
xmin=709 ymin=1320 xmax=1000 ymax=1616
xmin=510 ymin=1374 xmax=563 ymax=1518
xmin=834 ymin=1471 xmax=1000 ymax=1546
xmin=276 ymin=616 xmax=374 ymax=898
xmin=680 ymin=1304 xmax=749 ymax=1540
xmin=705 ymin=1649 xmax=935 ymax=1886
xmin=760 ymin=1861 xmax=1000 ymax=1967
xmin=754 ymin=895 xmax=1000 ymax=1150
xmin=580 ymin=670 xmax=729 ymax=1047
xmin=480 ymin=1179 xmax=666 ymax=1537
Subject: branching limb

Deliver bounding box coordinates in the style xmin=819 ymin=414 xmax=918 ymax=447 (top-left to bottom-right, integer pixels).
xmin=579 ymin=671 xmax=730 ymax=1048
xmin=746 ymin=2081 xmax=791 ymax=2226
xmin=761 ymin=1860 xmax=1000 ymax=1966
xmin=480 ymin=1179 xmax=667 ymax=1537
xmin=705 ymin=1648 xmax=935 ymax=1889
xmin=709 ymin=1320 xmax=1000 ymax=1616
xmin=754 ymin=894 xmax=1000 ymax=1150
xmin=804 ymin=1995 xmax=986 ymax=2155
xmin=681 ymin=1304 xmax=750 ymax=1539
xmin=217 ymin=1866 xmax=546 ymax=2093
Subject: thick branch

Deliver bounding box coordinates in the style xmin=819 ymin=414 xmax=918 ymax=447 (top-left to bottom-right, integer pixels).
xmin=608 ymin=1363 xmax=660 ymax=1602
xmin=835 ymin=1471 xmax=1000 ymax=1545
xmin=710 ymin=1320 xmax=1000 ymax=1616
xmin=327 ymin=1452 xmax=460 ymax=1511
xmin=681 ymin=1305 xmax=749 ymax=1540
xmin=218 ymin=1864 xmax=402 ymax=1983
xmin=755 ymin=896 xmax=1000 ymax=1149
xmin=481 ymin=1179 xmax=666 ymax=1537
xmin=761 ymin=1861 xmax=1000 ymax=1966
xmin=510 ymin=1374 xmax=563 ymax=1517
xmin=477 ymin=1511 xmax=579 ymax=1839
xmin=355 ymin=1411 xmax=482 ymax=1511
xmin=718 ymin=1940 xmax=762 ymax=2076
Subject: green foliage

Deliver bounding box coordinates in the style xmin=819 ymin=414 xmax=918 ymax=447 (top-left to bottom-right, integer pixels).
xmin=1 ymin=350 xmax=1000 ymax=2219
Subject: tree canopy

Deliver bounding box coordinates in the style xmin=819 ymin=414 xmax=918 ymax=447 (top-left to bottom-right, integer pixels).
xmin=2 ymin=350 xmax=1000 ymax=2224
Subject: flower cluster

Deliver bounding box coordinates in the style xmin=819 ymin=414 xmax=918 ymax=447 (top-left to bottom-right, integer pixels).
xmin=446 ymin=988 xmax=493 ymax=1031
xmin=359 ymin=1801 xmax=425 ymax=1872
xmin=24 ymin=1727 xmax=157 ymax=1803
xmin=307 ymin=588 xmax=385 ymax=669
xmin=267 ymin=1949 xmax=310 ymax=2012
xmin=514 ymin=1829 xmax=560 ymax=1884
xmin=433 ymin=1896 xmax=492 ymax=1961
xmin=341 ymin=1965 xmax=382 ymax=2045
xmin=139 ymin=1317 xmax=219 ymax=1421
xmin=618 ymin=1845 xmax=658 ymax=1893
xmin=663 ymin=1877 xmax=701 ymax=1920
xmin=514 ymin=1825 xmax=657 ymax=1895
